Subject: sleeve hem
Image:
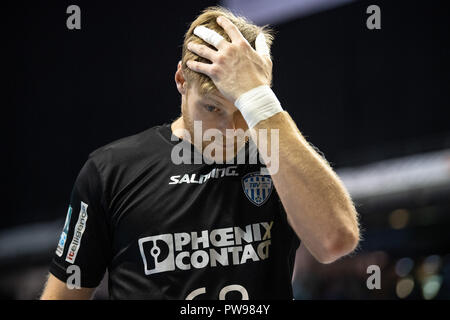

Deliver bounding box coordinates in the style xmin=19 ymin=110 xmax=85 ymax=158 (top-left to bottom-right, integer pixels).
xmin=49 ymin=258 xmax=103 ymax=289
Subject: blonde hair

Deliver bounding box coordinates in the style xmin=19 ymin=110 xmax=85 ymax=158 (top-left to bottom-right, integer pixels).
xmin=181 ymin=6 xmax=274 ymax=95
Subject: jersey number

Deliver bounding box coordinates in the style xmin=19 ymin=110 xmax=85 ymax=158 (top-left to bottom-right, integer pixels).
xmin=185 ymin=284 xmax=249 ymax=300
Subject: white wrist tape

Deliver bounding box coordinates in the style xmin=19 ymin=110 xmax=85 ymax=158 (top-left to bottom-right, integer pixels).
xmin=234 ymin=85 xmax=283 ymax=128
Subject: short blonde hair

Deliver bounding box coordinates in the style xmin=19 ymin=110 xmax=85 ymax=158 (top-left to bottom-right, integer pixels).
xmin=181 ymin=6 xmax=274 ymax=95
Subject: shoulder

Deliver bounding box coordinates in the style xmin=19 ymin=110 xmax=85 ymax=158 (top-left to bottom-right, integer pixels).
xmin=87 ymin=124 xmax=170 ymax=173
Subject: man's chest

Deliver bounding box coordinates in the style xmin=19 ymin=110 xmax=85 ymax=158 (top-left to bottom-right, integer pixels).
xmin=108 ymin=163 xmax=292 ymax=273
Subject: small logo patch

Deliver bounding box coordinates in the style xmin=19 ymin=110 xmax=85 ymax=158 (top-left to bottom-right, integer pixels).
xmin=65 ymin=201 xmax=88 ymax=264
xmin=242 ymin=172 xmax=273 ymax=206
xmin=56 ymin=205 xmax=72 ymax=257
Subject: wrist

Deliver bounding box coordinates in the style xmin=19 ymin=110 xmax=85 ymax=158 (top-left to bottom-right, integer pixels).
xmin=234 ymin=85 xmax=283 ymax=128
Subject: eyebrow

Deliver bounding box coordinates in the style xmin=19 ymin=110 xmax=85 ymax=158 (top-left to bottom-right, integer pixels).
xmin=202 ymin=93 xmax=235 ymax=112
xmin=203 ymin=95 xmax=223 ymax=105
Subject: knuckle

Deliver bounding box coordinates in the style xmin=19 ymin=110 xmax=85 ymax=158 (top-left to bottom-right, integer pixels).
xmin=188 ymin=42 xmax=197 ymax=51
xmin=193 ymin=44 xmax=200 ymax=51
xmin=210 ymin=65 xmax=220 ymax=76
xmin=190 ymin=61 xmax=199 ymax=70
xmin=222 ymin=45 xmax=231 ymax=54
xmin=216 ymin=54 xmax=225 ymax=64
xmin=226 ymin=46 xmax=237 ymax=56
xmin=237 ymin=40 xmax=248 ymax=48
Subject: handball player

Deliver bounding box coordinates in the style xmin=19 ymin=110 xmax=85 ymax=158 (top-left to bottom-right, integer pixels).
xmin=40 ymin=7 xmax=360 ymax=300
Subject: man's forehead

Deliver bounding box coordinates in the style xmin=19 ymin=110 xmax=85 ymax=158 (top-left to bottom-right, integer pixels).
xmin=203 ymin=92 xmax=222 ymax=102
xmin=202 ymin=90 xmax=229 ymax=105
xmin=191 ymin=81 xmax=233 ymax=106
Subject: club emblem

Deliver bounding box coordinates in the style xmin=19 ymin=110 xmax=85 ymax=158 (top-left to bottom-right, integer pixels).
xmin=242 ymin=172 xmax=273 ymax=206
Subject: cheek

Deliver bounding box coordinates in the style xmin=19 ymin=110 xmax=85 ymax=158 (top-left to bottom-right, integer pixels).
xmin=192 ymin=104 xmax=217 ymax=123
xmin=234 ymin=113 xmax=248 ymax=131
xmin=183 ymin=101 xmax=202 ymax=122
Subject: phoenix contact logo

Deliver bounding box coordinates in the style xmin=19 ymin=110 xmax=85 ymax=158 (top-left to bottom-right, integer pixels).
xmin=138 ymin=221 xmax=273 ymax=275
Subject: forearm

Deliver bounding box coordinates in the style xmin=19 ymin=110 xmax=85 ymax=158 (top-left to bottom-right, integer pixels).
xmin=253 ymin=111 xmax=360 ymax=263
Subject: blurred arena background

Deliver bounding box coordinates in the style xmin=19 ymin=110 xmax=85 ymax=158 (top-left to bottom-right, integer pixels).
xmin=3 ymin=0 xmax=449 ymax=299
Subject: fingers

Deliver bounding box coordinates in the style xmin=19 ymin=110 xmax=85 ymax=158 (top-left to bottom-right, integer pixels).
xmin=216 ymin=16 xmax=245 ymax=44
xmin=255 ymin=33 xmax=271 ymax=58
xmin=193 ymin=25 xmax=226 ymax=49
xmin=186 ymin=60 xmax=215 ymax=77
xmin=187 ymin=42 xmax=218 ymax=62
xmin=193 ymin=16 xmax=250 ymax=50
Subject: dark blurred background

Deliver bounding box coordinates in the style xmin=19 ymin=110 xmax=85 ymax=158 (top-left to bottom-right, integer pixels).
xmin=3 ymin=0 xmax=449 ymax=299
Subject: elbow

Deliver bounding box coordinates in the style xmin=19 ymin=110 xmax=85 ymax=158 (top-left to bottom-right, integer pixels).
xmin=315 ymin=224 xmax=360 ymax=264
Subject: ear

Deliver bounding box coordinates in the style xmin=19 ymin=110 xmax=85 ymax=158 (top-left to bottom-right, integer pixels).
xmin=175 ymin=60 xmax=187 ymax=95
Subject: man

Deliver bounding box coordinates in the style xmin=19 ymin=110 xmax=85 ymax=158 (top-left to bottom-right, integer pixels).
xmin=41 ymin=6 xmax=359 ymax=300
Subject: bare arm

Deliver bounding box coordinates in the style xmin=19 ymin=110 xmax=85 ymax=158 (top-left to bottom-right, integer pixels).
xmin=40 ymin=274 xmax=95 ymax=300
xmin=254 ymin=111 xmax=360 ymax=264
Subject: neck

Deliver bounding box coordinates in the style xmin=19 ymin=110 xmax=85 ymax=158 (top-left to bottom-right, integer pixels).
xmin=171 ymin=116 xmax=185 ymax=140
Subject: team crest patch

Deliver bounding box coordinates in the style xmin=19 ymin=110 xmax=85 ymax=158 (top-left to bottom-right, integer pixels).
xmin=242 ymin=172 xmax=273 ymax=206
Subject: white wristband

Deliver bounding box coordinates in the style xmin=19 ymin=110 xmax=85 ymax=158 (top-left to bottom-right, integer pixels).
xmin=234 ymin=85 xmax=283 ymax=128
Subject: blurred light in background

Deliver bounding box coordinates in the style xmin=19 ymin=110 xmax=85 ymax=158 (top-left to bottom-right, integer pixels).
xmin=422 ymin=275 xmax=442 ymax=300
xmin=415 ymin=255 xmax=443 ymax=299
xmin=337 ymin=149 xmax=450 ymax=207
xmin=396 ymin=277 xmax=415 ymax=299
xmin=222 ymin=0 xmax=355 ymax=25
xmin=389 ymin=209 xmax=410 ymax=230
xmin=395 ymin=257 xmax=414 ymax=277
xmin=422 ymin=255 xmax=442 ymax=275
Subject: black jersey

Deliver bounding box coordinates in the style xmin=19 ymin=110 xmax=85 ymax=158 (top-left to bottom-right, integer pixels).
xmin=50 ymin=123 xmax=300 ymax=300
